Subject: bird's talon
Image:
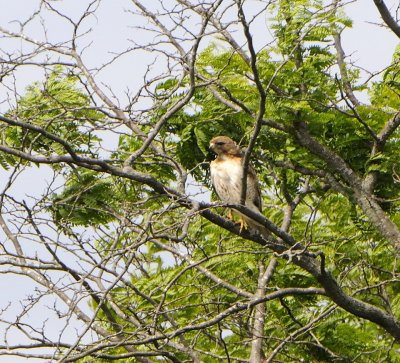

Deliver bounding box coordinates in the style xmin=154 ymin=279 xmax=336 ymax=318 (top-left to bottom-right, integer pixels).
xmin=239 ymin=218 xmax=248 ymax=233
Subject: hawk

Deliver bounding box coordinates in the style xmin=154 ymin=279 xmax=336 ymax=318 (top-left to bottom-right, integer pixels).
xmin=209 ymin=136 xmax=269 ymax=237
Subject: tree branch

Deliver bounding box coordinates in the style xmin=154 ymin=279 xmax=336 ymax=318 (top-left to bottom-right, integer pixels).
xmin=333 ymin=33 xmax=360 ymax=107
xmin=373 ymin=0 xmax=400 ymax=38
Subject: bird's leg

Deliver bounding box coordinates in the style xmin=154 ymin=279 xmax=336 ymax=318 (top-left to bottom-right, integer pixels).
xmin=225 ymin=209 xmax=248 ymax=232
xmin=239 ymin=216 xmax=248 ymax=233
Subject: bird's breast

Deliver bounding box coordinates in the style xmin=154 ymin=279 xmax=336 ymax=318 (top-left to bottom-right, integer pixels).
xmin=210 ymin=159 xmax=243 ymax=203
xmin=210 ymin=159 xmax=242 ymax=183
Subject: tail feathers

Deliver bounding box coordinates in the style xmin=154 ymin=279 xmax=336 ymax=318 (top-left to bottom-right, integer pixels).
xmin=247 ymin=219 xmax=270 ymax=239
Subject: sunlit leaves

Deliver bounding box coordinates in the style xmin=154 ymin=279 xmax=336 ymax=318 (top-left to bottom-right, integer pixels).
xmin=1 ymin=67 xmax=104 ymax=168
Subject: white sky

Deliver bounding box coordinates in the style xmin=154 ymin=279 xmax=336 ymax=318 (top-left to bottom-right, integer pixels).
xmin=0 ymin=0 xmax=399 ymax=362
xmin=0 ymin=0 xmax=398 ymax=110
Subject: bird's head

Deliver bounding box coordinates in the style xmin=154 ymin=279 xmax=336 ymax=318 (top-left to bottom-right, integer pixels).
xmin=209 ymin=136 xmax=241 ymax=156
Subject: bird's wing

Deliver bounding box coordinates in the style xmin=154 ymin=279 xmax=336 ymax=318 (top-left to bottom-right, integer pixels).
xmin=248 ymin=165 xmax=262 ymax=212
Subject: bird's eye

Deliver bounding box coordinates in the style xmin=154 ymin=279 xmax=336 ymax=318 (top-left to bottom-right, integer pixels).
xmin=216 ymin=141 xmax=225 ymax=146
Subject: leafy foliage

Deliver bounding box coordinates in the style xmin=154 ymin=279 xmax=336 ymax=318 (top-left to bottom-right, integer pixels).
xmin=1 ymin=67 xmax=104 ymax=168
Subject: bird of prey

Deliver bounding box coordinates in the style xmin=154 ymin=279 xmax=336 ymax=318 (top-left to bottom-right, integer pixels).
xmin=209 ymin=136 xmax=269 ymax=237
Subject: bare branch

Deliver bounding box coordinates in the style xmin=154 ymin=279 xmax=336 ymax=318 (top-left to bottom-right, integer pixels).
xmin=373 ymin=0 xmax=400 ymax=38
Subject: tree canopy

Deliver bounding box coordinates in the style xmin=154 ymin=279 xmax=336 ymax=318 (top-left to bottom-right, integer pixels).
xmin=1 ymin=0 xmax=400 ymax=362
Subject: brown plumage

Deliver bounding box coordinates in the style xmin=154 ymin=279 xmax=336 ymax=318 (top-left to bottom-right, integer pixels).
xmin=209 ymin=136 xmax=269 ymax=237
